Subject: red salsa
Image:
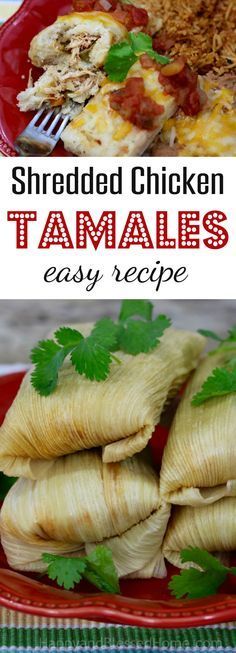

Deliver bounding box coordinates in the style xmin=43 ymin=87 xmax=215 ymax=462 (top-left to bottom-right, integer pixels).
xmin=109 ymin=77 xmax=164 ymax=130
xmin=152 ymin=31 xmax=175 ymax=54
xmin=158 ymin=57 xmax=202 ymax=116
xmin=73 ymin=0 xmax=148 ymax=30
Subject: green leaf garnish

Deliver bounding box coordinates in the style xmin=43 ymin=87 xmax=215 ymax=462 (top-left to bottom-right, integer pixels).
xmin=42 ymin=553 xmax=86 ymax=590
xmin=91 ymin=317 xmax=119 ymax=350
xmin=31 ymin=340 xmax=70 ymax=396
xmin=71 ymin=338 xmax=112 ymax=381
xmin=192 ymin=366 xmax=236 ymax=406
xmin=198 ymin=326 xmax=236 ymax=349
xmin=227 ymin=326 xmax=236 ymax=341
xmin=83 ymin=545 xmax=120 ymax=594
xmin=151 ymin=314 xmax=172 ymax=338
xmin=198 ymin=329 xmax=223 ymax=342
xmin=129 ymin=32 xmax=170 ymax=65
xmin=104 ymin=40 xmax=137 ymax=82
xmin=119 ymin=320 xmax=157 ymax=355
xmin=104 ymin=31 xmax=170 ymax=82
xmin=169 ymin=547 xmax=236 ymax=599
xmin=119 ymin=299 xmax=153 ymax=322
xmin=119 ymin=314 xmax=171 ymax=355
xmin=169 ymin=567 xmax=226 ymax=600
xmin=42 ymin=545 xmax=120 ymax=593
xmin=55 ymin=327 xmax=84 ymax=347
xmin=181 ymin=547 xmax=229 ymax=572
xmin=128 ymin=31 xmax=153 ymax=53
xmin=192 ymin=326 xmax=236 ymax=405
xmin=30 ymin=301 xmax=171 ymax=395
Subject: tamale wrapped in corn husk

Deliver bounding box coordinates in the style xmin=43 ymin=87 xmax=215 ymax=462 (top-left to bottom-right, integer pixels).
xmin=0 ymin=324 xmax=205 ymax=479
xmin=163 ymin=497 xmax=236 ymax=569
xmin=0 ymin=450 xmax=170 ymax=578
xmin=160 ymin=350 xmax=236 ymax=506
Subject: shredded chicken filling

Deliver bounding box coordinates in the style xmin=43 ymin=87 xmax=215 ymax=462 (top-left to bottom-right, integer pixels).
xmin=18 ymin=30 xmax=104 ymax=115
xmin=61 ymin=31 xmax=99 ymax=65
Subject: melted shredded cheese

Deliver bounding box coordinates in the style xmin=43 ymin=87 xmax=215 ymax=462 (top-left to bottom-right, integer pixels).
xmin=162 ymin=85 xmax=236 ymax=156
xmin=62 ymin=60 xmax=176 ymax=156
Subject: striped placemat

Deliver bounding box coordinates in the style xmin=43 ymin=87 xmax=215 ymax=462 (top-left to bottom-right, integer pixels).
xmin=0 ymin=0 xmax=236 ymax=638
xmin=1 ymin=608 xmax=236 ymax=652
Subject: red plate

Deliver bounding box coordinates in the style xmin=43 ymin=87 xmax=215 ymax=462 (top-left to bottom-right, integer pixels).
xmin=0 ymin=371 xmax=236 ymax=627
xmin=0 ymin=0 xmax=72 ymax=156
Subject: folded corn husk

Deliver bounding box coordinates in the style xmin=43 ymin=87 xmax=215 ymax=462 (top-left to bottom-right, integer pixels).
xmin=160 ymin=350 xmax=236 ymax=506
xmin=0 ymin=324 xmax=205 ymax=479
xmin=163 ymin=497 xmax=236 ymax=569
xmin=0 ymin=450 xmax=170 ymax=578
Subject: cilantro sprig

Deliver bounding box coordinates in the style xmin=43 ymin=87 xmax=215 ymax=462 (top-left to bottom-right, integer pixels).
xmin=192 ymin=366 xmax=236 ymax=406
xmin=119 ymin=314 xmax=171 ymax=355
xmin=169 ymin=547 xmax=236 ymax=599
xmin=31 ymin=322 xmax=119 ymax=395
xmin=104 ymin=32 xmax=170 ymax=82
xmin=119 ymin=299 xmax=153 ymax=322
xmin=198 ymin=327 xmax=236 ymax=352
xmin=192 ymin=327 xmax=236 ymax=406
xmin=31 ymin=300 xmax=171 ymax=396
xmin=42 ymin=545 xmax=120 ymax=593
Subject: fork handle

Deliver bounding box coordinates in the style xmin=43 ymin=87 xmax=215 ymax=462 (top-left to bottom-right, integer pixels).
xmin=14 ymin=135 xmax=53 ymax=156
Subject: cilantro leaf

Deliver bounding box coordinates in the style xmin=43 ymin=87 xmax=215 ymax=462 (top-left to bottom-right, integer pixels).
xmin=181 ymin=547 xmax=226 ymax=572
xmin=55 ymin=327 xmax=83 ymax=347
xmin=192 ymin=366 xmax=236 ymax=406
xmin=104 ymin=32 xmax=170 ymax=82
xmin=169 ymin=547 xmax=236 ymax=600
xmin=152 ymin=314 xmax=172 ymax=337
xmin=146 ymin=50 xmax=171 ymax=65
xmin=198 ymin=329 xmax=223 ymax=342
xmin=84 ymin=546 xmax=120 ymax=594
xmin=129 ymin=33 xmax=170 ymax=65
xmin=129 ymin=31 xmax=153 ymax=53
xmin=119 ymin=299 xmax=153 ymax=322
xmin=42 ymin=546 xmax=120 ymax=594
xmin=198 ymin=326 xmax=236 ymax=348
xmin=118 ymin=314 xmax=170 ymax=355
xmin=118 ymin=320 xmax=157 ymax=355
xmin=104 ymin=41 xmax=137 ymax=82
xmin=226 ymin=326 xmax=236 ymax=342
xmin=31 ymin=340 xmax=68 ymax=396
xmin=30 ymin=303 xmax=171 ymax=395
xmin=71 ymin=337 xmax=112 ymax=381
xmin=193 ymin=325 xmax=236 ymax=405
xmin=42 ymin=553 xmax=86 ymax=590
xmin=91 ymin=318 xmax=119 ymax=351
xmin=169 ymin=567 xmax=227 ymax=600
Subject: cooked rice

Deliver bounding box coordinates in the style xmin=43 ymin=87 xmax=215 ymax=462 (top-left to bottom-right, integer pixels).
xmin=154 ymin=0 xmax=236 ymax=76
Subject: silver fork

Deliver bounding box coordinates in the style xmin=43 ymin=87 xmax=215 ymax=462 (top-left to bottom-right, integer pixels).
xmin=14 ymin=107 xmax=70 ymax=156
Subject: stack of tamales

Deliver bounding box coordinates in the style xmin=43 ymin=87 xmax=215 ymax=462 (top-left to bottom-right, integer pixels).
xmin=161 ymin=350 xmax=236 ymax=569
xmin=0 ymin=322 xmax=205 ymax=579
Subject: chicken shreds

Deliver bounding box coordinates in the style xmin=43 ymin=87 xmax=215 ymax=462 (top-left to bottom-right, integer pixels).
xmin=18 ymin=13 xmax=127 ymax=114
xmin=18 ymin=64 xmax=104 ymax=114
xmin=151 ymin=0 xmax=236 ymax=77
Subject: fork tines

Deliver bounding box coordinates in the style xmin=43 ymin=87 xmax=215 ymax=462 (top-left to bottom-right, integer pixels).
xmin=30 ymin=107 xmax=69 ymax=140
